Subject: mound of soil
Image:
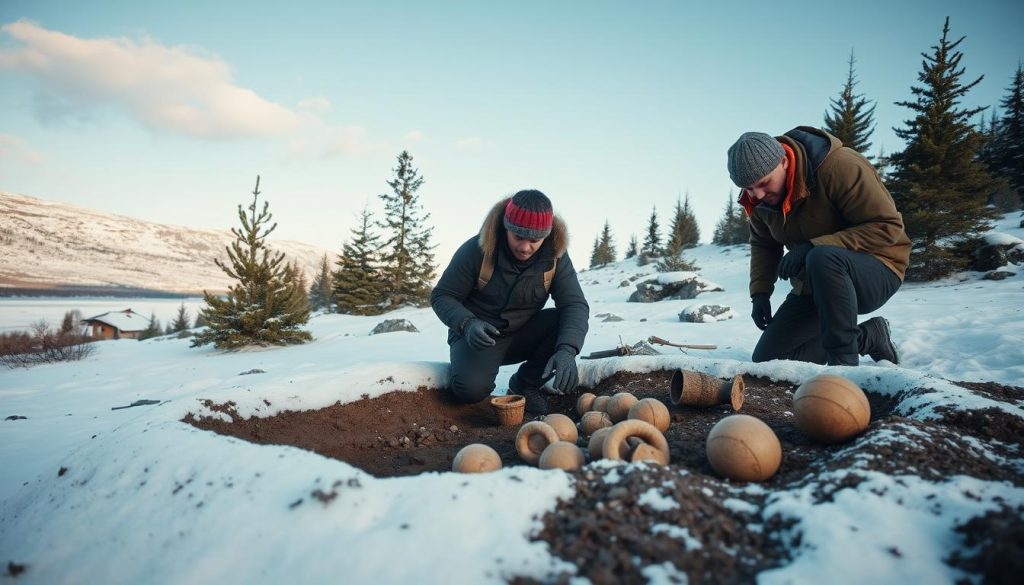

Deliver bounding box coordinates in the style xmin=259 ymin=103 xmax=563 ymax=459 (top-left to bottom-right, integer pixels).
xmin=184 ymin=370 xmax=1024 ymax=584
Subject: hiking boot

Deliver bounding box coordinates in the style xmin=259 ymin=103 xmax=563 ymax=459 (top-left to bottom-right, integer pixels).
xmin=860 ymin=317 xmax=900 ymax=364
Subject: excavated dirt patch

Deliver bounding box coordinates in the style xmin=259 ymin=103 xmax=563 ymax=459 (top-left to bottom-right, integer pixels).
xmin=184 ymin=370 xmax=1024 ymax=584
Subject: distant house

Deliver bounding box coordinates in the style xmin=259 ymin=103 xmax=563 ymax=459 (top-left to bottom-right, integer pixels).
xmin=81 ymin=309 xmax=151 ymax=340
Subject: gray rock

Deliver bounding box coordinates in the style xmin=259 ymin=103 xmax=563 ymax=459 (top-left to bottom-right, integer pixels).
xmin=983 ymin=271 xmax=1015 ymax=281
xmin=971 ymin=243 xmax=1024 ymax=272
xmin=628 ymin=275 xmax=723 ymax=303
xmin=679 ymin=304 xmax=733 ymax=323
xmin=601 ymin=314 xmax=624 ymax=322
xmin=370 ymin=319 xmax=420 ymax=335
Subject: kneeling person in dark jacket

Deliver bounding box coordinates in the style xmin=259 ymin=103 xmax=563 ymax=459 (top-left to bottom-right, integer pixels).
xmin=430 ymin=190 xmax=590 ymax=414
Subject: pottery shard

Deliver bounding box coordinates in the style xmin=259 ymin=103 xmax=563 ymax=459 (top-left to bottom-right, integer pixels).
xmin=370 ymin=319 xmax=420 ymax=335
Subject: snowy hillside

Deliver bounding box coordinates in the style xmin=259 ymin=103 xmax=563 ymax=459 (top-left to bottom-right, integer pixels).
xmin=0 ymin=213 xmax=1022 ymax=583
xmin=0 ymin=192 xmax=330 ymax=294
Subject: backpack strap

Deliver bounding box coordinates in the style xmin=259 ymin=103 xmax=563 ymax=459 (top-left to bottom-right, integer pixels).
xmin=542 ymin=257 xmax=558 ymax=292
xmin=477 ymin=249 xmax=495 ymax=290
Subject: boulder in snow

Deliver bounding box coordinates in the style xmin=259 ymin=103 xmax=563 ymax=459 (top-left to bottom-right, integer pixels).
xmin=627 ymin=273 xmax=724 ymax=303
xmin=370 ymin=319 xmax=420 ymax=335
xmin=678 ymin=304 xmax=735 ymax=323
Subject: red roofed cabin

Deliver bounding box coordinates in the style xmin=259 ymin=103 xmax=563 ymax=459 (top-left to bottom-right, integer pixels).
xmin=81 ymin=309 xmax=151 ymax=340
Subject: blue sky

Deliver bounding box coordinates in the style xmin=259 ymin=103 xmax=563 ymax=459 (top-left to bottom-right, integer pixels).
xmin=1 ymin=0 xmax=1022 ymax=267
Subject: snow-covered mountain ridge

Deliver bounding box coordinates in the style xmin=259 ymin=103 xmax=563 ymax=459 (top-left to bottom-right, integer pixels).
xmin=0 ymin=191 xmax=330 ymax=295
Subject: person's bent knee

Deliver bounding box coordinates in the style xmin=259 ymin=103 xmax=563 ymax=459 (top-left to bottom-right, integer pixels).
xmin=449 ymin=374 xmax=494 ymax=403
xmin=804 ymin=245 xmax=844 ymax=275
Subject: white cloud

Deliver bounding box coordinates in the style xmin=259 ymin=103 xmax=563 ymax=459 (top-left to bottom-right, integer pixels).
xmin=297 ymin=96 xmax=332 ymax=115
xmin=0 ymin=133 xmax=44 ymax=165
xmin=285 ymin=125 xmax=378 ymax=160
xmin=402 ymin=130 xmax=424 ymax=143
xmin=454 ymin=137 xmax=494 ymax=151
xmin=0 ymin=20 xmax=299 ymax=140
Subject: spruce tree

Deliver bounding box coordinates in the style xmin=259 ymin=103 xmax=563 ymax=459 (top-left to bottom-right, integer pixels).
xmin=712 ymin=191 xmax=750 ymax=246
xmin=824 ymin=50 xmax=877 ymax=156
xmin=308 ymin=254 xmax=334 ymax=312
xmin=191 ymin=176 xmax=312 ymax=349
xmin=889 ymin=17 xmax=997 ymax=280
xmin=589 ymin=220 xmax=616 ymax=268
xmin=170 ymin=303 xmax=190 ymax=333
xmin=334 ymin=206 xmax=387 ymax=315
xmin=377 ymin=151 xmax=437 ymax=308
xmin=280 ymin=261 xmax=312 ymax=331
xmin=667 ymin=197 xmax=685 ymax=257
xmin=625 ymin=234 xmax=639 ymax=259
xmin=992 ymin=64 xmax=1024 ymax=205
xmin=679 ymin=193 xmax=700 ymax=249
xmin=139 ymin=312 xmax=161 ymax=340
xmin=641 ymin=206 xmax=661 ymax=257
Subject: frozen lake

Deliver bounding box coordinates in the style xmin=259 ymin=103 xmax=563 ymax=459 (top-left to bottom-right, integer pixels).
xmin=0 ymin=297 xmax=206 ymax=334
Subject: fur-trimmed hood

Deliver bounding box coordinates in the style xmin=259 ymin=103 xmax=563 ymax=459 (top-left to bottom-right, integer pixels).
xmin=477 ymin=197 xmax=568 ymax=258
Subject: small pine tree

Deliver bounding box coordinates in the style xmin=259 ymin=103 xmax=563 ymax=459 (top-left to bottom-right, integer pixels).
xmin=641 ymin=206 xmax=661 ymax=257
xmin=823 ymin=49 xmax=877 ymax=157
xmin=334 ymin=206 xmax=387 ymax=315
xmin=625 ymin=234 xmax=639 ymax=259
xmin=279 ymin=261 xmax=312 ymax=331
xmin=889 ymin=17 xmax=998 ymax=280
xmin=377 ymin=151 xmax=437 ymax=308
xmin=712 ymin=191 xmax=750 ymax=246
xmin=308 ymin=254 xmax=335 ymax=312
xmin=191 ymin=176 xmax=312 ymax=348
xmin=589 ymin=221 xmax=617 ymax=268
xmin=139 ymin=312 xmax=161 ymax=341
xmin=170 ymin=303 xmax=190 ymax=333
xmin=60 ymin=310 xmax=82 ymax=335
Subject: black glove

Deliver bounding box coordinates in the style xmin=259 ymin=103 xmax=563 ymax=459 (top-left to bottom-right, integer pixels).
xmin=542 ymin=345 xmax=579 ymax=393
xmin=462 ymin=318 xmax=500 ymax=350
xmin=778 ymin=242 xmax=813 ymax=280
xmin=751 ymin=294 xmax=773 ymax=331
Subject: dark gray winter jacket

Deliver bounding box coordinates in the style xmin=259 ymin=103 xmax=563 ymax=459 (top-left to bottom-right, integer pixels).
xmin=430 ymin=198 xmax=589 ymax=353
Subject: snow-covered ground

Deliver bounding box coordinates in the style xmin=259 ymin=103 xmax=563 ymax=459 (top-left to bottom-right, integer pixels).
xmin=1 ymin=213 xmax=1022 ymax=584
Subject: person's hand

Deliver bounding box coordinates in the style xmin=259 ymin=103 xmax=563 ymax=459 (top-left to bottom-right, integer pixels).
xmin=542 ymin=346 xmax=579 ymax=393
xmin=778 ymin=242 xmax=813 ymax=280
xmin=463 ymin=318 xmax=499 ymax=350
xmin=751 ymin=294 xmax=773 ymax=331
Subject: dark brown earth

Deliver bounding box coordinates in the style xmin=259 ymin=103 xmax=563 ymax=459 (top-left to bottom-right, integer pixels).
xmin=185 ymin=370 xmax=1024 ymax=585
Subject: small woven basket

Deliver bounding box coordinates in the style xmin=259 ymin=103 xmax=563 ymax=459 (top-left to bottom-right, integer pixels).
xmin=490 ymin=395 xmax=526 ymax=426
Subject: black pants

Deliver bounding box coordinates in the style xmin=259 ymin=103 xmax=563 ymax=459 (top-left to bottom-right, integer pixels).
xmin=752 ymin=245 xmax=901 ymax=365
xmin=448 ymin=308 xmax=560 ymax=403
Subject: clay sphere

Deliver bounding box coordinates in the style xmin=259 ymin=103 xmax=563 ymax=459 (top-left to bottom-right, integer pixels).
xmin=452 ymin=443 xmax=502 ymax=473
xmin=793 ymin=375 xmax=871 ymax=444
xmin=630 ymin=441 xmax=670 ymax=465
xmin=578 ymin=411 xmax=613 ymax=436
xmin=587 ymin=427 xmax=613 ymax=460
xmin=539 ymin=441 xmax=586 ymax=471
xmin=515 ymin=421 xmax=560 ymax=465
xmin=705 ymin=414 xmax=781 ymax=482
xmin=606 ymin=392 xmax=639 ymax=423
xmin=592 ymin=395 xmax=611 ymax=413
xmin=542 ymin=413 xmax=579 ymax=443
xmin=576 ymin=392 xmax=597 ymax=416
xmin=628 ymin=398 xmax=671 ymax=432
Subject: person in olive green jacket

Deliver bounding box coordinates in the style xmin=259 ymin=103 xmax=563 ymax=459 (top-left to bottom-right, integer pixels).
xmin=727 ymin=127 xmax=911 ymax=366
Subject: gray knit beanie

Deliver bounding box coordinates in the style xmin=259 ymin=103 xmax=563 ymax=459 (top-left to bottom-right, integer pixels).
xmin=727 ymin=132 xmax=785 ymax=188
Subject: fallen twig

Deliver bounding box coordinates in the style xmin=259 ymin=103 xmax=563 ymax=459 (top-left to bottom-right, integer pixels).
xmin=648 ymin=335 xmax=717 ymax=350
